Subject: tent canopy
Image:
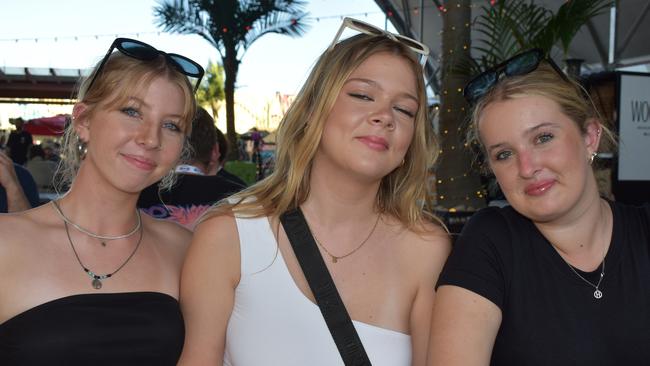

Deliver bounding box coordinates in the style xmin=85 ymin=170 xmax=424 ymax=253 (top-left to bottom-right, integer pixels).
xmin=24 ymin=114 xmax=68 ymax=136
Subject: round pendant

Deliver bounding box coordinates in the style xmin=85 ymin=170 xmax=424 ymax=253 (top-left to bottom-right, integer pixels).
xmin=331 ymin=256 xmax=338 ymax=263
xmin=92 ymin=278 xmax=103 ymax=290
xmin=594 ymin=289 xmax=603 ymax=299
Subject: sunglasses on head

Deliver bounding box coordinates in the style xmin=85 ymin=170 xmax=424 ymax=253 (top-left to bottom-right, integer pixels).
xmin=463 ymin=48 xmax=568 ymax=105
xmin=85 ymin=38 xmax=205 ymax=94
xmin=329 ymin=17 xmax=430 ymax=68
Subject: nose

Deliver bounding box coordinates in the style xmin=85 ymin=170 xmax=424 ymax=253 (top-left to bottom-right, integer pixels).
xmin=135 ymin=120 xmax=162 ymax=150
xmin=369 ymin=103 xmax=395 ymax=130
xmin=517 ymin=150 xmax=540 ymax=179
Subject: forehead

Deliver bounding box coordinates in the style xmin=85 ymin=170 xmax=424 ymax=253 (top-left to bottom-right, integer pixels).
xmin=346 ymin=52 xmax=418 ymax=92
xmin=479 ymin=95 xmax=572 ymax=139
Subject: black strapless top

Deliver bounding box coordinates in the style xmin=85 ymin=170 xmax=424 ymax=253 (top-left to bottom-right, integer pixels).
xmin=0 ymin=292 xmax=184 ymax=365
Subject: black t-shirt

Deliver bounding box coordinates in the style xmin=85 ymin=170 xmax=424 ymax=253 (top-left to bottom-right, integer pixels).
xmin=137 ymin=173 xmax=244 ymax=229
xmin=437 ymin=201 xmax=650 ymax=365
xmin=7 ymin=130 xmax=33 ymax=165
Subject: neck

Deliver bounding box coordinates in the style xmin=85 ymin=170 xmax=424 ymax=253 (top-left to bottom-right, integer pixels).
xmin=536 ymin=195 xmax=611 ymax=271
xmin=58 ymin=166 xmax=141 ymax=235
xmin=302 ymin=160 xmax=380 ymax=229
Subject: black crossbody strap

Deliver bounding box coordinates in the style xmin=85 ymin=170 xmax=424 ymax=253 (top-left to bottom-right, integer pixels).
xmin=280 ymin=208 xmax=372 ymax=366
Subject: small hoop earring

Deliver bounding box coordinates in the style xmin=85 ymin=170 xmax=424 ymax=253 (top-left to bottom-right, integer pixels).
xmin=589 ymin=152 xmax=597 ymax=165
xmin=77 ymin=137 xmax=88 ymax=160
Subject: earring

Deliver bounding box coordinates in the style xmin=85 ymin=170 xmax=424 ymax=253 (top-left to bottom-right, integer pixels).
xmin=77 ymin=137 xmax=88 ymax=160
xmin=589 ymin=152 xmax=597 ymax=165
xmin=400 ymin=158 xmax=405 ymax=167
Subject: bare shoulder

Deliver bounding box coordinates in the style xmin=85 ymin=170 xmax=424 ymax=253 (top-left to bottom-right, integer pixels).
xmin=141 ymin=214 xmax=193 ymax=265
xmin=192 ymin=209 xmax=239 ymax=253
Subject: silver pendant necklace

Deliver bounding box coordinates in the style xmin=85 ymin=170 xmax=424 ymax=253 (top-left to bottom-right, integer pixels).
xmin=64 ymin=221 xmax=143 ymax=289
xmin=564 ymin=255 xmax=606 ymax=299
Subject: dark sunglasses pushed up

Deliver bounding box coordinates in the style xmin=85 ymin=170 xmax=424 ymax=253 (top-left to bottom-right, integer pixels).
xmin=86 ymin=38 xmax=205 ymax=93
xmin=463 ymin=48 xmax=568 ymax=105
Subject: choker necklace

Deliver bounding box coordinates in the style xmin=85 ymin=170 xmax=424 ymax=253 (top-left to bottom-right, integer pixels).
xmin=564 ymin=253 xmax=606 ymax=299
xmin=52 ymin=200 xmax=141 ymax=246
xmin=64 ymin=221 xmax=143 ymax=289
xmin=306 ymin=212 xmax=381 ymax=263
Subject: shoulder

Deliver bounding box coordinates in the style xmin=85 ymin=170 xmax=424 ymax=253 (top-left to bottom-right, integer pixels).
xmin=142 ymin=213 xmax=192 ymax=262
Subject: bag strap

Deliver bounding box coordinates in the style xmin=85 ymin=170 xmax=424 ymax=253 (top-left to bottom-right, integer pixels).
xmin=280 ymin=208 xmax=372 ymax=366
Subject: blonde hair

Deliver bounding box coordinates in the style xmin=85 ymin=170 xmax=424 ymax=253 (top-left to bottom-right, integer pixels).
xmin=55 ymin=51 xmax=196 ymax=192
xmin=467 ymin=62 xmax=616 ymax=172
xmin=214 ymin=34 xmax=439 ymax=229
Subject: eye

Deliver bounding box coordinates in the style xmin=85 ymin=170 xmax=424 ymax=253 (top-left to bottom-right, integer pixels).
xmin=162 ymin=121 xmax=181 ymax=133
xmin=348 ymin=93 xmax=373 ymax=101
xmin=121 ymin=107 xmax=141 ymax=118
xmin=394 ymin=106 xmax=415 ymax=118
xmin=535 ymin=133 xmax=554 ymax=144
xmin=494 ymin=150 xmax=513 ymax=161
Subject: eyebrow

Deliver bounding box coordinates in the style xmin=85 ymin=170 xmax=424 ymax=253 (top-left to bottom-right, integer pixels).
xmin=127 ymin=96 xmax=183 ymax=119
xmin=486 ymin=122 xmax=560 ymax=153
xmin=345 ymin=77 xmax=419 ymax=103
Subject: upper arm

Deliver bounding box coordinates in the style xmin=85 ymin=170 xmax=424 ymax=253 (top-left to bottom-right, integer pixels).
xmin=177 ymin=214 xmax=241 ymax=366
xmin=409 ymin=228 xmax=452 ymax=366
xmin=427 ymin=285 xmax=501 ymax=366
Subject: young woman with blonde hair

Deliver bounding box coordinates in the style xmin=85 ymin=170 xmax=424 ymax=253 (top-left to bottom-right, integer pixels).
xmin=179 ymin=18 xmax=450 ymax=366
xmin=0 ymin=38 xmax=203 ymax=365
xmin=429 ymin=49 xmax=650 ymax=365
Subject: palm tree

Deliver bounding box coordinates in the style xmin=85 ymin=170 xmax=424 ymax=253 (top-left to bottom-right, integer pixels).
xmin=197 ymin=61 xmax=225 ymax=119
xmin=154 ymin=0 xmax=310 ymax=159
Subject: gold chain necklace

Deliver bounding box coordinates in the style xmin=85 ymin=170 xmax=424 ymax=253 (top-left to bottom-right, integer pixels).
xmin=306 ymin=212 xmax=381 ymax=263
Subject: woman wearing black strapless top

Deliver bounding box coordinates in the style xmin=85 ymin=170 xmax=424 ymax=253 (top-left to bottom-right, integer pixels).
xmin=0 ymin=38 xmax=204 ymax=365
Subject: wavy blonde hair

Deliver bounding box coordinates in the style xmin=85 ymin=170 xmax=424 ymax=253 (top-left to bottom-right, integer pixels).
xmin=54 ymin=51 xmax=196 ymax=192
xmin=467 ymin=62 xmax=617 ymax=173
xmin=213 ymin=34 xmax=439 ymax=229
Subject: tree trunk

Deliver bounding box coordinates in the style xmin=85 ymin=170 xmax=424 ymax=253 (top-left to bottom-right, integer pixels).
xmin=223 ymin=41 xmax=240 ymax=161
xmin=437 ymin=0 xmax=485 ymax=211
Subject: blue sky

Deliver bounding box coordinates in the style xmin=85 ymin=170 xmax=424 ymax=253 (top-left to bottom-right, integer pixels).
xmin=0 ymin=0 xmax=395 ymax=95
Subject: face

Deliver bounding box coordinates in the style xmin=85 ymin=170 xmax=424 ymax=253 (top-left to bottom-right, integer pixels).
xmin=74 ymin=76 xmax=187 ymax=193
xmin=479 ymin=95 xmax=601 ymax=223
xmin=315 ymin=52 xmax=418 ymax=182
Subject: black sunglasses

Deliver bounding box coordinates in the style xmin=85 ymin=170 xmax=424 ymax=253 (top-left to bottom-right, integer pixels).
xmin=463 ymin=48 xmax=568 ymax=105
xmin=86 ymin=38 xmax=205 ymax=93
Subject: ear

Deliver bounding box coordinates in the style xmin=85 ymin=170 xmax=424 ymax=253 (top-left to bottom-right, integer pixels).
xmin=584 ymin=119 xmax=602 ymax=156
xmin=72 ymin=103 xmax=91 ymax=142
xmin=210 ymin=144 xmax=221 ymax=166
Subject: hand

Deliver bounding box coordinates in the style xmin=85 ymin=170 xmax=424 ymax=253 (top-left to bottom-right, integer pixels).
xmin=0 ymin=150 xmax=20 ymax=191
xmin=0 ymin=150 xmax=31 ymax=212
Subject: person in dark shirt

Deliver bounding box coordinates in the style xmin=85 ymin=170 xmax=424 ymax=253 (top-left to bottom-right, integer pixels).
xmin=6 ymin=118 xmax=33 ymax=165
xmin=138 ymin=107 xmax=245 ymax=229
xmin=429 ymin=49 xmax=649 ymax=365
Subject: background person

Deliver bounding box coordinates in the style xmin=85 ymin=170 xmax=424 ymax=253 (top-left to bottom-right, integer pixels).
xmin=26 ymin=144 xmax=58 ymax=191
xmin=208 ymin=126 xmax=247 ymax=188
xmin=178 ymin=19 xmax=450 ymax=366
xmin=6 ymin=117 xmax=33 ymax=165
xmin=429 ymin=49 xmax=650 ymax=365
xmin=0 ymin=37 xmax=203 ymax=365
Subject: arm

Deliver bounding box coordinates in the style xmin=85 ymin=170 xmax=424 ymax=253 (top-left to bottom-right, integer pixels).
xmin=177 ymin=214 xmax=241 ymax=366
xmin=409 ymin=230 xmax=452 ymax=366
xmin=0 ymin=152 xmax=31 ymax=212
xmin=428 ymin=285 xmax=501 ymax=366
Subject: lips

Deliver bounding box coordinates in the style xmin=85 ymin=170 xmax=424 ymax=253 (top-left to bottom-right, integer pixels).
xmin=357 ymin=135 xmax=389 ymax=151
xmin=524 ymin=179 xmax=555 ymax=196
xmin=121 ymin=153 xmax=157 ymax=171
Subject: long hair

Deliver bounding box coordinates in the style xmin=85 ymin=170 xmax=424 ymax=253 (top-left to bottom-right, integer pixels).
xmin=54 ymin=51 xmax=196 ymax=192
xmin=467 ymin=62 xmax=616 ymax=173
xmin=213 ymin=34 xmax=439 ymax=229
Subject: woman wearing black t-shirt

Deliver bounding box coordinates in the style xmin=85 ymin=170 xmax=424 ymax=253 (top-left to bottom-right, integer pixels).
xmin=429 ymin=49 xmax=650 ymax=365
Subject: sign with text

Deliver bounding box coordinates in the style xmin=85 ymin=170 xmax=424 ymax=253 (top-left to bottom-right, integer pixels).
xmin=618 ymin=73 xmax=650 ymax=181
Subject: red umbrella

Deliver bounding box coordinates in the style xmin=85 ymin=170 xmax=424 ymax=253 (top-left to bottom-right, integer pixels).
xmin=24 ymin=114 xmax=69 ymax=136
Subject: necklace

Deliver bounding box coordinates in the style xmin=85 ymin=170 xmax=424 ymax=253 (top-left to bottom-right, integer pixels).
xmin=64 ymin=221 xmax=143 ymax=289
xmin=307 ymin=212 xmax=381 ymax=263
xmin=52 ymin=200 xmax=141 ymax=246
xmin=563 ymin=253 xmax=606 ymax=299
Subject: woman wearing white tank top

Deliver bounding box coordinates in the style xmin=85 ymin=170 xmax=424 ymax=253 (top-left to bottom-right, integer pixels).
xmin=178 ymin=18 xmax=451 ymax=366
